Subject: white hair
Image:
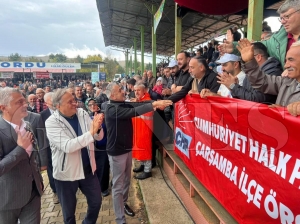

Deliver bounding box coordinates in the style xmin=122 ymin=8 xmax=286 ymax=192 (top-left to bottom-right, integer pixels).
xmin=134 ymin=83 xmax=146 ymax=89
xmin=0 ymin=87 xmax=23 ymax=107
xmin=106 ymin=82 xmax=119 ymax=99
xmin=277 ymin=0 xmax=300 ymax=14
xmin=52 ymin=88 xmax=68 ymax=109
xmin=133 ymin=75 xmax=142 ymax=81
xmin=44 ymin=92 xmax=53 ymax=102
xmin=291 ymin=40 xmax=300 ymax=47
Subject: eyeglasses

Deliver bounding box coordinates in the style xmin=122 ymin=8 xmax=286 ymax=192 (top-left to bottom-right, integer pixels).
xmin=66 ymin=100 xmax=77 ymax=104
xmin=88 ymin=103 xmax=97 ymax=107
xmin=278 ymin=9 xmax=300 ymax=22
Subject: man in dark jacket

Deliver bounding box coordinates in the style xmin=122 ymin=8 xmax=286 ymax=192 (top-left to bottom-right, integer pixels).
xmin=40 ymin=92 xmax=59 ymax=204
xmin=168 ymin=56 xmax=220 ymax=103
xmin=105 ymin=83 xmax=172 ymax=224
xmin=171 ymin=51 xmax=191 ymax=94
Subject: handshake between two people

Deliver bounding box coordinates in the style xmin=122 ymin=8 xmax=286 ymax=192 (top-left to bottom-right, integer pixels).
xmin=128 ymin=99 xmax=173 ymax=110
xmin=152 ymin=100 xmax=173 ymax=111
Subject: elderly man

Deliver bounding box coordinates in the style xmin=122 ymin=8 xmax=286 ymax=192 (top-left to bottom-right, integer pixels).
xmin=105 ymin=82 xmax=172 ymax=224
xmin=0 ymin=87 xmax=44 ymax=223
xmin=237 ymin=39 xmax=300 ymax=106
xmin=205 ymin=43 xmax=282 ymax=103
xmin=220 ymin=0 xmax=300 ymax=68
xmin=35 ymin=88 xmax=48 ymax=113
xmin=146 ymin=70 xmax=156 ymax=89
xmin=131 ymin=83 xmax=153 ymax=180
xmin=168 ymin=56 xmax=220 ymax=103
xmin=40 ymin=92 xmax=59 ymax=204
xmin=27 ymin=94 xmax=37 ymax=113
xmin=45 ymin=89 xmax=104 ymax=224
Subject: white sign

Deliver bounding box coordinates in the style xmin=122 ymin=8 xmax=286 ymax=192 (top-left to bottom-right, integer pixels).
xmin=0 ymin=72 xmax=14 ymax=78
xmin=0 ymin=62 xmax=81 ymax=69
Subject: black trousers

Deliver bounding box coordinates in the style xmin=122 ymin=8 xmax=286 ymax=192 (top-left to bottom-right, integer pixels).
xmin=95 ymin=149 xmax=110 ymax=192
xmin=55 ymin=172 xmax=101 ymax=224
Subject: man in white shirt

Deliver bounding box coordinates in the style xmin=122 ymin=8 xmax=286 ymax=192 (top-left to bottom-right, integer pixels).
xmin=201 ymin=53 xmax=246 ymax=98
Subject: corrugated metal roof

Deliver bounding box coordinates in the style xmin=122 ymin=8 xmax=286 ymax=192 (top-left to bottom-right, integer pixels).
xmin=96 ymin=0 xmax=284 ymax=56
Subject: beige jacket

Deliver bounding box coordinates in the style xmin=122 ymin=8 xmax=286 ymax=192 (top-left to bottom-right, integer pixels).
xmin=242 ymin=59 xmax=300 ymax=106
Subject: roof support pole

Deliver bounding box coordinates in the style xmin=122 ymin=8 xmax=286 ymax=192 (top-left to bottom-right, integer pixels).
xmin=141 ymin=25 xmax=145 ymax=74
xmin=125 ymin=49 xmax=129 ymax=76
xmin=134 ymin=37 xmax=137 ymax=75
xmin=130 ymin=48 xmax=133 ymax=75
xmin=175 ymin=3 xmax=182 ymax=56
xmin=152 ymin=5 xmax=157 ymax=76
xmin=247 ymin=0 xmax=264 ymax=41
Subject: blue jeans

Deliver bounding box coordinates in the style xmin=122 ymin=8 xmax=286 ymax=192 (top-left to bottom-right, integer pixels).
xmin=54 ymin=173 xmax=101 ymax=224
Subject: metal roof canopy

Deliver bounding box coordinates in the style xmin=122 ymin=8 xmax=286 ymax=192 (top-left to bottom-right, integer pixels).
xmin=96 ymin=0 xmax=283 ymax=56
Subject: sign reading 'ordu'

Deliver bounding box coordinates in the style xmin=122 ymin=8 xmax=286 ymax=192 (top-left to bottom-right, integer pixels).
xmin=0 ymin=62 xmax=81 ymax=69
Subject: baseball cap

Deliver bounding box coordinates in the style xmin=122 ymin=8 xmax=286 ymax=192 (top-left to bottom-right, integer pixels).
xmin=167 ymin=60 xmax=178 ymax=68
xmin=216 ymin=53 xmax=241 ymax=64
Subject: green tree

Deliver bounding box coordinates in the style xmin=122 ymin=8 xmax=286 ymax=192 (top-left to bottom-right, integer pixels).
xmin=104 ymin=58 xmax=118 ymax=81
xmin=116 ymin=65 xmax=125 ymax=74
xmin=25 ymin=56 xmax=40 ymax=62
xmin=145 ymin=63 xmax=152 ymax=71
xmin=8 ymin=53 xmax=22 ymax=61
xmin=48 ymin=53 xmax=67 ymax=62
xmin=76 ymin=54 xmax=104 ymax=73
xmin=75 ymin=55 xmax=84 ymax=63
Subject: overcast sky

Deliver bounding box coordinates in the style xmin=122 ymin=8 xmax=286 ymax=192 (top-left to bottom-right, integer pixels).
xmin=0 ymin=0 xmax=281 ymax=62
xmin=0 ymin=0 xmax=126 ymax=60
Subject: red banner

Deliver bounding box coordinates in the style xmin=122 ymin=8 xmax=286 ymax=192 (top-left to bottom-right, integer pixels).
xmin=35 ymin=72 xmax=50 ymax=79
xmin=174 ymin=95 xmax=300 ymax=224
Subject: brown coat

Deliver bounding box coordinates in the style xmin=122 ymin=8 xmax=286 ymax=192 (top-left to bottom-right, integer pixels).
xmin=242 ymin=59 xmax=300 ymax=106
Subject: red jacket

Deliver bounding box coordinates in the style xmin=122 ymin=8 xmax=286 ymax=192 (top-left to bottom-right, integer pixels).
xmin=132 ymin=93 xmax=153 ymax=160
xmin=153 ymin=84 xmax=163 ymax=95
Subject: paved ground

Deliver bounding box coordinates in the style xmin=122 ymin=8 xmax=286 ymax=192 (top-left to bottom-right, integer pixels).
xmin=40 ymin=172 xmax=149 ymax=224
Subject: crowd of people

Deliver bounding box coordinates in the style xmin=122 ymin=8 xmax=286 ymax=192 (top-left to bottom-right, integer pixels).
xmin=0 ymin=0 xmax=300 ymax=224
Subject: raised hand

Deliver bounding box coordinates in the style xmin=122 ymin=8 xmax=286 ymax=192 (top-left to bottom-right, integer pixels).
xmin=90 ymin=112 xmax=103 ymax=135
xmin=217 ymin=72 xmax=237 ymax=88
xmin=17 ymin=130 xmax=33 ymax=149
xmin=226 ymin=29 xmax=234 ymax=43
xmin=218 ymin=41 xmax=234 ymax=55
xmin=236 ymin=39 xmax=254 ymax=63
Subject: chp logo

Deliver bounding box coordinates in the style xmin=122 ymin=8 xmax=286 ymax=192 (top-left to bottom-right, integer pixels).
xmin=175 ymin=127 xmax=192 ymax=159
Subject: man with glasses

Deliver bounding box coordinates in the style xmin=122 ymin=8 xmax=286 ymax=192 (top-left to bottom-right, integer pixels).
xmin=45 ymin=89 xmax=104 ymax=224
xmin=219 ymin=0 xmax=300 ymax=69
